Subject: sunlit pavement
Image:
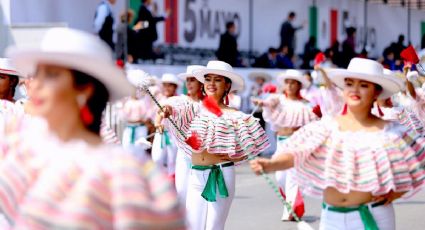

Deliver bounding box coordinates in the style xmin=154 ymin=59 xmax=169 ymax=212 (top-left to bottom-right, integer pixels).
xmin=226 ymin=165 xmax=425 ymax=230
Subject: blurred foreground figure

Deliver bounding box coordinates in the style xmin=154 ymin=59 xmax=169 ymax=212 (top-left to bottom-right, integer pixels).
xmin=0 ymin=28 xmax=184 ymax=229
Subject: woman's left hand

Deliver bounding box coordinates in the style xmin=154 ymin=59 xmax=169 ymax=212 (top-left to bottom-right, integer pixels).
xmin=372 ymin=190 xmax=406 ymax=205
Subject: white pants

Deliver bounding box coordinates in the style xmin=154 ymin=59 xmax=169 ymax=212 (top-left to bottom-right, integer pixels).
xmin=175 ymin=150 xmax=191 ymax=205
xmin=186 ymin=165 xmax=235 ymax=230
xmin=274 ymin=136 xmax=304 ymax=220
xmin=122 ymin=124 xmax=147 ymax=148
xmin=151 ymin=132 xmax=178 ymax=175
xmin=320 ymin=203 xmax=395 ymax=230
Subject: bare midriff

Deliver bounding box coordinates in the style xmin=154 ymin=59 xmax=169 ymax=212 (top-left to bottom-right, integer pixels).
xmin=276 ymin=127 xmax=300 ymax=136
xmin=324 ymin=187 xmax=373 ymax=207
xmin=191 ymin=150 xmax=232 ymax=166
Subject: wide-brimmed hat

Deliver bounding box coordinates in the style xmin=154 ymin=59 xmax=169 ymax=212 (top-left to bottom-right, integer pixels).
xmin=328 ymin=58 xmax=401 ymax=99
xmin=248 ymin=71 xmax=272 ymax=82
xmin=177 ymin=65 xmax=206 ymax=81
xmin=194 ymin=60 xmax=244 ymax=92
xmin=277 ymin=69 xmax=310 ymax=89
xmin=6 ymin=28 xmax=133 ymax=101
xmin=383 ymin=69 xmax=406 ymax=90
xmin=0 ymin=58 xmax=21 ymax=77
xmin=161 ymin=73 xmax=181 ymax=87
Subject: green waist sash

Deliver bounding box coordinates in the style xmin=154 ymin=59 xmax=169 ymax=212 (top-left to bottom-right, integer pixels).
xmin=277 ymin=135 xmax=289 ymax=142
xmin=322 ymin=200 xmax=386 ymax=230
xmin=191 ymin=162 xmax=234 ymax=202
xmin=126 ymin=123 xmax=145 ymax=144
xmin=160 ymin=131 xmax=171 ymax=149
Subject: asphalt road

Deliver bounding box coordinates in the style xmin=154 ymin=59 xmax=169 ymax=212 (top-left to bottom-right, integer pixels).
xmin=225 ymin=165 xmax=425 ymax=230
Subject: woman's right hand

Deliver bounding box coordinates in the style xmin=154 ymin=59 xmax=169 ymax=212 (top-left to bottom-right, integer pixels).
xmin=155 ymin=105 xmax=173 ymax=133
xmin=250 ymin=158 xmax=271 ymax=175
xmin=251 ymin=98 xmax=264 ymax=107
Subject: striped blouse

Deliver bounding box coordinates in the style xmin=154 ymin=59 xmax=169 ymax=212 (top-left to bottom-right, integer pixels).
xmin=0 ymin=118 xmax=185 ymax=229
xmin=262 ymin=94 xmax=319 ymax=130
xmin=278 ymin=116 xmax=425 ymax=198
xmin=166 ymin=99 xmax=270 ymax=159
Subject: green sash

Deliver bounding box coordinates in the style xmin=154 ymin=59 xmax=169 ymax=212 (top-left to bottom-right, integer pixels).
xmin=191 ymin=162 xmax=234 ymax=202
xmin=322 ymin=202 xmax=384 ymax=230
xmin=127 ymin=124 xmax=144 ymax=144
xmin=160 ymin=131 xmax=171 ymax=149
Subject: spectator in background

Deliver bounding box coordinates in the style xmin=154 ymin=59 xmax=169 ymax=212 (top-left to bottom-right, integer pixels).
xmin=279 ymin=11 xmax=305 ymax=56
xmin=116 ymin=10 xmax=137 ymax=63
xmin=276 ymin=46 xmax=294 ymax=69
xmin=94 ymin=0 xmax=116 ymax=49
xmin=134 ymin=0 xmax=167 ymax=60
xmin=393 ymin=34 xmax=406 ymax=60
xmin=341 ymin=27 xmax=357 ymax=67
xmin=301 ymin=36 xmax=319 ymax=69
xmin=253 ymin=47 xmax=279 ymax=68
xmin=329 ymin=41 xmax=342 ymax=67
xmin=381 ymin=47 xmax=396 ymax=70
xmin=216 ymin=21 xmax=239 ymax=67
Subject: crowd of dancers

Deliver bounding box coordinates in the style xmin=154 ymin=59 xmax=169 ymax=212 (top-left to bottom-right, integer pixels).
xmin=0 ymin=27 xmax=424 ymax=230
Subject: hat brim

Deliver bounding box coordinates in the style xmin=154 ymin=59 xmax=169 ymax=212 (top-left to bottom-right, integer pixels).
xmin=248 ymin=72 xmax=272 ymax=82
xmin=177 ymin=73 xmax=197 ymax=81
xmin=0 ymin=68 xmax=20 ymax=77
xmin=7 ymin=48 xmax=133 ymax=101
xmin=194 ymin=69 xmax=244 ymax=92
xmin=327 ymin=69 xmax=401 ymax=99
xmin=277 ymin=74 xmax=310 ymax=89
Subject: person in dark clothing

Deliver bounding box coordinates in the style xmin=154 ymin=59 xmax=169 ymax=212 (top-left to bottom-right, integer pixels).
xmin=94 ymin=0 xmax=116 ymax=50
xmin=422 ymin=34 xmax=425 ymax=49
xmin=393 ymin=34 xmax=406 ymax=60
xmin=216 ymin=21 xmax=239 ymax=67
xmin=341 ymin=27 xmax=357 ymax=68
xmin=276 ymin=46 xmax=294 ymax=69
xmin=301 ymin=36 xmax=319 ymax=69
xmin=253 ymin=47 xmax=279 ymax=68
xmin=134 ymin=0 xmax=166 ymax=60
xmin=279 ymin=12 xmax=304 ymax=56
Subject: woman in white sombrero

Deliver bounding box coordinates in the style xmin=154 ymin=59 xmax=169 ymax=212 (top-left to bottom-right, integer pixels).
xmin=0 ymin=58 xmax=24 ymax=116
xmin=1 ymin=28 xmax=184 ymax=229
xmin=172 ymin=65 xmax=206 ymax=207
xmin=252 ymin=69 xmax=320 ymax=221
xmin=251 ymin=58 xmax=425 ymax=230
xmin=152 ymin=73 xmax=181 ymax=178
xmin=157 ymin=60 xmax=270 ymax=230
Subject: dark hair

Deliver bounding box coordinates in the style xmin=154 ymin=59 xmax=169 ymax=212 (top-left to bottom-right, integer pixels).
xmin=226 ymin=21 xmax=235 ymax=30
xmin=268 ymin=47 xmax=278 ymax=53
xmin=72 ymin=70 xmax=109 ymax=135
xmin=346 ymin=27 xmax=356 ymax=36
xmin=288 ymin=12 xmax=296 ymax=18
xmin=375 ymin=84 xmax=383 ymax=92
xmin=8 ymin=74 xmax=19 ymax=97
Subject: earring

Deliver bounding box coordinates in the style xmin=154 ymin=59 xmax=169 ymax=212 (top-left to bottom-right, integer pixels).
xmin=225 ymin=94 xmax=229 ymax=105
xmin=341 ymin=103 xmax=348 ymax=115
xmin=77 ymin=95 xmax=93 ymax=125
xmin=377 ymin=104 xmax=384 ymax=117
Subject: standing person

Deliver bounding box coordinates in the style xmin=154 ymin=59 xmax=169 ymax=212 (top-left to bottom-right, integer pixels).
xmin=94 ymin=0 xmax=116 ymax=50
xmin=341 ymin=27 xmax=357 ymax=68
xmin=216 ymin=21 xmax=239 ymax=67
xmin=301 ymin=36 xmax=319 ymax=69
xmin=279 ymin=12 xmax=305 ymax=56
xmin=251 ymin=58 xmax=425 ymax=230
xmin=152 ymin=73 xmax=181 ymax=178
xmin=115 ymin=9 xmax=137 ymax=62
xmin=172 ymin=65 xmax=205 ymax=216
xmin=158 ymin=61 xmax=270 ymax=230
xmin=3 ymin=28 xmax=184 ymax=229
xmin=252 ymin=69 xmax=320 ymax=221
xmin=135 ymin=0 xmax=166 ymax=60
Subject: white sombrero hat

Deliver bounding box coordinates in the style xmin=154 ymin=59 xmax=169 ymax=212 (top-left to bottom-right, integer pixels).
xmin=383 ymin=69 xmax=406 ymax=90
xmin=6 ymin=28 xmax=133 ymax=101
xmin=177 ymin=65 xmax=206 ymax=81
xmin=194 ymin=60 xmax=244 ymax=92
xmin=0 ymin=58 xmax=21 ymax=77
xmin=277 ymin=69 xmax=310 ymax=89
xmin=248 ymin=71 xmax=272 ymax=82
xmin=327 ymin=58 xmax=401 ymax=99
xmin=161 ymin=73 xmax=181 ymax=87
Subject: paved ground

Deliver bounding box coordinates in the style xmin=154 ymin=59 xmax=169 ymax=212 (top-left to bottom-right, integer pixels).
xmin=225 ymin=165 xmax=425 ymax=230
